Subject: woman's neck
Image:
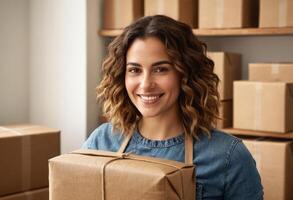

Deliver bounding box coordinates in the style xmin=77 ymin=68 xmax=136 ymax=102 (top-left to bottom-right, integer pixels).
xmin=138 ymin=115 xmax=183 ymax=140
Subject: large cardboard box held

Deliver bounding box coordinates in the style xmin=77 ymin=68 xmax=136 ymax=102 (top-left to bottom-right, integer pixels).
xmin=208 ymin=52 xmax=241 ymax=100
xmin=259 ymin=0 xmax=293 ymax=27
xmin=103 ymin=0 xmax=144 ymax=29
xmin=217 ymin=100 xmax=233 ymax=129
xmin=249 ymin=63 xmax=293 ymax=82
xmin=0 ymin=188 xmax=48 ymax=200
xmin=144 ymin=0 xmax=197 ymax=27
xmin=199 ymin=0 xmax=259 ymax=28
xmin=242 ymin=138 xmax=293 ymax=200
xmin=49 ymin=149 xmax=195 ymax=200
xmin=0 ymin=125 xmax=60 ymax=196
xmin=233 ymin=81 xmax=293 ymax=133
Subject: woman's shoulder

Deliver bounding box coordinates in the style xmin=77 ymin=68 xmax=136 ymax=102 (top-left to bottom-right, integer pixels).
xmin=195 ymin=129 xmax=253 ymax=168
xmin=195 ymin=129 xmax=263 ymax=198
xmin=197 ymin=129 xmax=242 ymax=151
xmin=92 ymin=122 xmax=114 ymax=134
xmin=82 ymin=122 xmax=124 ymax=151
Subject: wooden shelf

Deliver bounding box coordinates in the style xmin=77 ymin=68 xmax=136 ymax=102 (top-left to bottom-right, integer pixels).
xmin=193 ymin=27 xmax=293 ymax=36
xmin=99 ymin=27 xmax=293 ymax=37
xmin=222 ymin=128 xmax=293 ymax=139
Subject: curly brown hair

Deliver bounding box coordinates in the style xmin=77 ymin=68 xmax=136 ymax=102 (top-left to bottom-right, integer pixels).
xmin=97 ymin=15 xmax=220 ymax=138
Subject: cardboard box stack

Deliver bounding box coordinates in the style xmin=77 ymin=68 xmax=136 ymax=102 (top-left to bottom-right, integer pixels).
xmin=234 ymin=63 xmax=293 ymax=133
xmin=259 ymin=0 xmax=293 ymax=28
xmin=198 ymin=0 xmax=259 ymax=28
xmin=241 ymin=137 xmax=293 ymax=200
xmin=144 ymin=0 xmax=197 ymax=27
xmin=207 ymin=52 xmax=241 ymax=128
xmin=0 ymin=125 xmax=60 ymax=200
xmin=233 ymin=63 xmax=293 ymax=199
xmin=103 ymin=0 xmax=144 ymax=29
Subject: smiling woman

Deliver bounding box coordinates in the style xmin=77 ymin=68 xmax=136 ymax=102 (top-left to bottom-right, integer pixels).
xmin=125 ymin=37 xmax=182 ymax=140
xmin=83 ymin=15 xmax=263 ymax=199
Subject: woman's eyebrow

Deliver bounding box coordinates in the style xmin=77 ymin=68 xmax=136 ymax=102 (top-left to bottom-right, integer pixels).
xmin=151 ymin=60 xmax=172 ymax=66
xmin=126 ymin=62 xmax=141 ymax=67
xmin=126 ymin=60 xmax=172 ymax=67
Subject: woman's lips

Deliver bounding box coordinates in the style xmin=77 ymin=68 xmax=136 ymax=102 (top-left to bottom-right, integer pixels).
xmin=137 ymin=94 xmax=164 ymax=104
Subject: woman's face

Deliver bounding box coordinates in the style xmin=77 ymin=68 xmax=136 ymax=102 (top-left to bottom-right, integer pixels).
xmin=125 ymin=37 xmax=181 ymax=119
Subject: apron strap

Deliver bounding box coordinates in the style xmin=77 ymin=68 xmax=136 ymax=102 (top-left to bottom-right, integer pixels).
xmin=117 ymin=131 xmax=134 ymax=154
xmin=118 ymin=130 xmax=194 ymax=165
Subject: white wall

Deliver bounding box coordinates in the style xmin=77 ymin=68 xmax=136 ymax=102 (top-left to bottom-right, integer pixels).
xmin=86 ymin=0 xmax=104 ymax=134
xmin=0 ymin=0 xmax=102 ymax=153
xmin=0 ymin=0 xmax=30 ymax=124
xmin=29 ymin=0 xmax=102 ymax=153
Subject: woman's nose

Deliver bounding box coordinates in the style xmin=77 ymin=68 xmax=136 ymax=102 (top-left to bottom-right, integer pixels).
xmin=140 ymin=73 xmax=154 ymax=90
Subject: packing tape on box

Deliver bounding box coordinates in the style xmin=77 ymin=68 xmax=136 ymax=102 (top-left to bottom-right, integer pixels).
xmin=216 ymin=0 xmax=224 ymax=28
xmin=271 ymin=63 xmax=280 ymax=75
xmin=254 ymin=83 xmax=263 ymax=130
xmin=279 ymin=0 xmax=287 ymax=27
xmin=246 ymin=141 xmax=262 ymax=173
xmin=157 ymin=0 xmax=166 ymax=13
xmin=100 ymin=152 xmax=132 ymax=200
xmin=0 ymin=126 xmax=38 ymax=192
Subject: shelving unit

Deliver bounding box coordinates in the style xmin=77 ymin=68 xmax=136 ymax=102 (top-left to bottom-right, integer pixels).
xmin=98 ymin=27 xmax=293 ymax=141
xmin=222 ymin=128 xmax=293 ymax=139
xmin=99 ymin=27 xmax=293 ymax=37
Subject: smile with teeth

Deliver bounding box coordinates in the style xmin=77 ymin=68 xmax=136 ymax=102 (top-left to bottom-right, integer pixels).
xmin=138 ymin=94 xmax=164 ymax=104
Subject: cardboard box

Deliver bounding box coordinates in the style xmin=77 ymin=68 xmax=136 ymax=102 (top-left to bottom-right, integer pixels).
xmin=208 ymin=52 xmax=241 ymax=100
xmin=0 ymin=125 xmax=60 ymax=196
xmin=103 ymin=0 xmax=144 ymax=29
xmin=144 ymin=0 xmax=197 ymax=27
xmin=249 ymin=63 xmax=293 ymax=82
xmin=0 ymin=188 xmax=48 ymax=200
xmin=233 ymin=81 xmax=293 ymax=133
xmin=199 ymin=0 xmax=259 ymax=28
xmin=49 ymin=149 xmax=195 ymax=200
xmin=242 ymin=138 xmax=293 ymax=200
xmin=217 ymin=100 xmax=233 ymax=129
xmin=259 ymin=0 xmax=293 ymax=27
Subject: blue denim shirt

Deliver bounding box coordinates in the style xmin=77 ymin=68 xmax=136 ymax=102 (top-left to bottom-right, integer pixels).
xmin=82 ymin=123 xmax=263 ymax=200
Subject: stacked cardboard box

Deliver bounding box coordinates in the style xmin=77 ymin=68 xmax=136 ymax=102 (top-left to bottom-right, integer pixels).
xmin=144 ymin=0 xmax=197 ymax=27
xmin=0 ymin=125 xmax=60 ymax=199
xmin=233 ymin=63 xmax=293 ymax=200
xmin=249 ymin=63 xmax=293 ymax=82
xmin=242 ymin=137 xmax=293 ymax=200
xmin=234 ymin=63 xmax=293 ymax=133
xmin=259 ymin=0 xmax=293 ymax=28
xmin=103 ymin=0 xmax=144 ymax=29
xmin=0 ymin=188 xmax=48 ymax=200
xmin=208 ymin=52 xmax=241 ymax=128
xmin=234 ymin=81 xmax=293 ymax=132
xmin=199 ymin=0 xmax=259 ymax=28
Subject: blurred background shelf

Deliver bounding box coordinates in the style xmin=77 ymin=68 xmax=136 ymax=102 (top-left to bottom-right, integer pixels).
xmin=222 ymin=128 xmax=293 ymax=139
xmin=99 ymin=27 xmax=293 ymax=37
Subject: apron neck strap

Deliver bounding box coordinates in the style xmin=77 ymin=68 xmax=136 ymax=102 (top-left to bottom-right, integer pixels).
xmin=118 ymin=131 xmax=194 ymax=165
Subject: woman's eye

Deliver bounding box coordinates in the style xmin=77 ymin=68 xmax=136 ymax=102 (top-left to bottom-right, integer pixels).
xmin=154 ymin=66 xmax=169 ymax=73
xmin=127 ymin=67 xmax=141 ymax=73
